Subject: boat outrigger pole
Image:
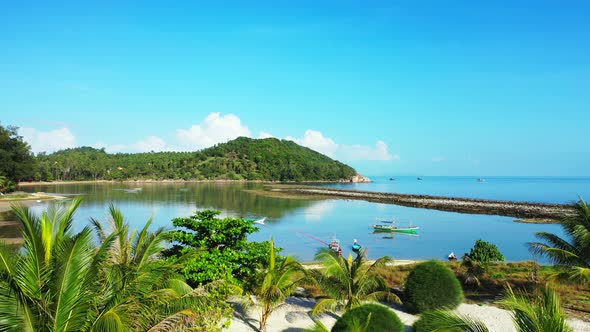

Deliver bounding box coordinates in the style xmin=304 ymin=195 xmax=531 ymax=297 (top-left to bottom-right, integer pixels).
xmin=291 ymin=229 xmax=329 ymax=246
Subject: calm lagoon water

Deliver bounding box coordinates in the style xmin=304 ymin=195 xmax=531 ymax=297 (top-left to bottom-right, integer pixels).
xmin=12 ymin=177 xmax=586 ymax=262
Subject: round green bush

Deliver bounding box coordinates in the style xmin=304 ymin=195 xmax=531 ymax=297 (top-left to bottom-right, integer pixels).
xmin=331 ymin=304 xmax=404 ymax=332
xmin=404 ymin=260 xmax=463 ymax=313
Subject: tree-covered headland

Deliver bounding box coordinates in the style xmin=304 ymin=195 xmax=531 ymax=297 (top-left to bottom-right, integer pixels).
xmin=34 ymin=137 xmax=357 ymax=182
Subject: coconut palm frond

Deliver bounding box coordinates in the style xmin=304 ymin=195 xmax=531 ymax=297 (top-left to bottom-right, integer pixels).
xmin=148 ymin=309 xmax=197 ymax=332
xmin=498 ymin=285 xmax=573 ymax=332
xmin=312 ymin=248 xmax=398 ymax=314
xmin=528 ymin=199 xmax=590 ymax=284
xmin=51 ymin=227 xmax=97 ymax=332
xmin=532 ymin=232 xmax=578 ymax=255
xmin=312 ymin=298 xmax=339 ymax=316
xmin=305 ymin=319 xmax=330 ymax=332
xmin=419 ymin=309 xmax=490 ymax=332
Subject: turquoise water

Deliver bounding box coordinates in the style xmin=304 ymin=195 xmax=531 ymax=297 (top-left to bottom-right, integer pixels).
xmin=321 ymin=176 xmax=590 ymax=204
xmin=13 ymin=178 xmax=583 ymax=262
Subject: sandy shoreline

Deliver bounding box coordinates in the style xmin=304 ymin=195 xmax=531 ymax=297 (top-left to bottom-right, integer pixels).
xmin=0 ymin=193 xmax=68 ymax=213
xmin=227 ymin=297 xmax=590 ymax=332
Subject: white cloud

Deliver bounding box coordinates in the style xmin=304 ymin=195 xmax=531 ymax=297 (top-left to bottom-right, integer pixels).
xmin=133 ymin=136 xmax=166 ymax=152
xmin=339 ymin=140 xmax=396 ymax=161
xmin=303 ymin=201 xmax=337 ymax=221
xmin=94 ymin=136 xmax=167 ymax=153
xmin=19 ymin=127 xmax=76 ymax=153
xmin=432 ymin=156 xmax=447 ymax=162
xmin=258 ymin=131 xmax=275 ymax=139
xmin=176 ymin=113 xmax=251 ymax=150
xmin=25 ymin=113 xmax=398 ymax=164
xmin=287 ymin=130 xmax=339 ymax=157
xmin=286 ymin=130 xmax=396 ymax=162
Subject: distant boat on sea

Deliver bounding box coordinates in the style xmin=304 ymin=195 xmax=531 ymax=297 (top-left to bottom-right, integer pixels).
xmin=477 ymin=178 xmax=486 ymax=182
xmin=417 ymin=177 xmax=423 ymax=180
xmin=389 ymin=177 xmax=396 ymax=181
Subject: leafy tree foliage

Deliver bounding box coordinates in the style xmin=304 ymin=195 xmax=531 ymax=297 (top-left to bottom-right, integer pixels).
xmin=0 ymin=175 xmax=16 ymax=194
xmin=165 ymin=210 xmax=273 ymax=289
xmin=332 ymin=303 xmax=404 ymax=332
xmin=33 ymin=137 xmax=357 ymax=182
xmin=404 ymin=261 xmax=463 ymax=313
xmin=311 ymin=249 xmax=400 ymax=315
xmin=529 ymin=199 xmax=590 ymax=284
xmin=467 ymin=239 xmax=505 ymax=265
xmin=0 ymin=123 xmax=36 ymax=186
xmin=0 ymin=199 xmax=234 ymax=331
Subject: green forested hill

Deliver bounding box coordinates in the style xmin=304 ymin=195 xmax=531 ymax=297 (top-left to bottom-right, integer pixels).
xmin=33 ymin=137 xmax=357 ymax=182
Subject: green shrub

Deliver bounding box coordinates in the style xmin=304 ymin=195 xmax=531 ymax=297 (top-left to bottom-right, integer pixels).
xmin=467 ymin=239 xmax=505 ymax=264
xmin=331 ymin=304 xmax=404 ymax=332
xmin=404 ymin=260 xmax=463 ymax=313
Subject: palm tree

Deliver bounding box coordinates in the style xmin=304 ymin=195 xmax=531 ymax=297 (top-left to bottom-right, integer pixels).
xmin=0 ymin=199 xmax=234 ymax=331
xmin=88 ymin=203 xmax=235 ymax=331
xmin=253 ymin=239 xmax=306 ymax=332
xmin=417 ymin=285 xmax=572 ymax=332
xmin=528 ymin=199 xmax=590 ymax=284
xmin=0 ymin=198 xmax=109 ymax=331
xmin=311 ymin=248 xmax=400 ymax=315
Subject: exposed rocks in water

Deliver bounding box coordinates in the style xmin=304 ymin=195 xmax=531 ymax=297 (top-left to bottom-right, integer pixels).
xmin=346 ymin=174 xmax=372 ymax=183
xmin=269 ymin=186 xmax=576 ymax=222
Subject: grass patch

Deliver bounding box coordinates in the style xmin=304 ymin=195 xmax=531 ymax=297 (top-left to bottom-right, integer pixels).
xmin=319 ymin=260 xmax=590 ymax=320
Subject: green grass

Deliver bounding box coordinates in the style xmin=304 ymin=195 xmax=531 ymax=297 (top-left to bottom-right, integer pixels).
xmin=370 ymin=261 xmax=590 ymax=320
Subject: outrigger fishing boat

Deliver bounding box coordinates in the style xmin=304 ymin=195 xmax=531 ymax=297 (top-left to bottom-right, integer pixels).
xmin=351 ymin=239 xmax=362 ymax=252
xmin=329 ymin=238 xmax=341 ymax=253
xmin=373 ymin=218 xmax=419 ymax=234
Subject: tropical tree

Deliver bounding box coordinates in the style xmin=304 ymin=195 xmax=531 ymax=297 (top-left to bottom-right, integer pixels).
xmin=311 ymin=249 xmax=400 ymax=315
xmin=88 ymin=203 xmax=235 ymax=331
xmin=0 ymin=175 xmax=15 ymax=194
xmin=0 ymin=199 xmax=234 ymax=331
xmin=413 ymin=284 xmax=572 ymax=332
xmin=528 ymin=199 xmax=590 ymax=284
xmin=0 ymin=198 xmax=108 ymax=331
xmin=0 ymin=122 xmax=36 ymax=184
xmin=165 ymin=210 xmax=273 ymax=289
xmin=252 ymin=239 xmax=307 ymax=332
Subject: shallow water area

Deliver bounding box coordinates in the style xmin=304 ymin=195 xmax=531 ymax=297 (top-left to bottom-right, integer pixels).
xmin=16 ymin=179 xmax=574 ymax=262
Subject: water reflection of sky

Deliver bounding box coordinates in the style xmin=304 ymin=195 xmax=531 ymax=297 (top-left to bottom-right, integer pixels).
xmin=21 ymin=183 xmax=567 ymax=263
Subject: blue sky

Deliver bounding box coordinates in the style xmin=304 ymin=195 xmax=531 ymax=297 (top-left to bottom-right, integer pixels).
xmin=1 ymin=1 xmax=589 ymax=176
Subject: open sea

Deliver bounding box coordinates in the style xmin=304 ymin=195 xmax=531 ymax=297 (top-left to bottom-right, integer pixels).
xmin=9 ymin=176 xmax=589 ymax=263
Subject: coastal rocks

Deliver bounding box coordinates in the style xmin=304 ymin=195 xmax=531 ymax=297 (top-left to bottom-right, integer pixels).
xmin=348 ymin=174 xmax=372 ymax=183
xmin=271 ymin=186 xmax=577 ymax=222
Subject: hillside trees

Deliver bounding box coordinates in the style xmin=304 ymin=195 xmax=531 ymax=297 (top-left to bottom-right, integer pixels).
xmin=33 ymin=137 xmax=357 ymax=182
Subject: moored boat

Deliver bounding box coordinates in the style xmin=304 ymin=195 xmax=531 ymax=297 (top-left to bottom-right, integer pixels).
xmin=373 ymin=223 xmax=419 ymax=234
xmin=329 ymin=238 xmax=340 ymax=252
xmin=351 ymin=239 xmax=361 ymax=252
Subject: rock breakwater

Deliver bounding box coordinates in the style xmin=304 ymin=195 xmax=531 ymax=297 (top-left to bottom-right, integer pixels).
xmin=269 ymin=186 xmax=576 ymax=222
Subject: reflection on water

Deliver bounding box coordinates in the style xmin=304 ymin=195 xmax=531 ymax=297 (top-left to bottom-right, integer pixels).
xmin=16 ymin=183 xmax=568 ymax=262
xmin=22 ymin=182 xmax=313 ymax=220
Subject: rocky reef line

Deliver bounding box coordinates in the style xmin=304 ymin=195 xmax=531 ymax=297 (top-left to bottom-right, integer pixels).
xmin=268 ymin=186 xmax=576 ymax=222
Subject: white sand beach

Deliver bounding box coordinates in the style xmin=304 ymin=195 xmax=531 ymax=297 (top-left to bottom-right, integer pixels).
xmin=227 ymin=297 xmax=590 ymax=332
